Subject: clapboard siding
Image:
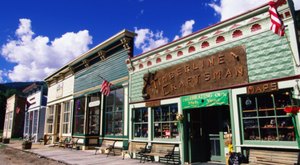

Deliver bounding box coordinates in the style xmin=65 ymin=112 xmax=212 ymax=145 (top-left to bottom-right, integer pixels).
xmin=74 ymin=49 xmax=128 ymax=93
xmin=130 ymin=30 xmax=295 ymax=102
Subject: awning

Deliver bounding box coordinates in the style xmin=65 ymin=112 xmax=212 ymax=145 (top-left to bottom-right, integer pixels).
xmin=181 ymin=90 xmax=229 ymax=109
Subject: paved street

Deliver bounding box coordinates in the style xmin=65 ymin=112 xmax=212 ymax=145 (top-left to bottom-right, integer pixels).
xmin=5 ymin=140 xmax=162 ymax=165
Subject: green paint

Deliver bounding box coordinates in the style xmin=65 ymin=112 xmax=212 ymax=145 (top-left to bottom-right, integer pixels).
xmin=181 ymin=90 xmax=229 ymax=109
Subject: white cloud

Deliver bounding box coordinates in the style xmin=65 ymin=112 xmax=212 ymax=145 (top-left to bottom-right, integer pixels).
xmin=181 ymin=20 xmax=195 ymax=37
xmin=174 ymin=20 xmax=195 ymax=40
xmin=208 ymin=0 xmax=300 ymax=21
xmin=208 ymin=0 xmax=265 ymax=21
xmin=134 ymin=27 xmax=169 ymax=53
xmin=1 ymin=18 xmax=93 ymax=82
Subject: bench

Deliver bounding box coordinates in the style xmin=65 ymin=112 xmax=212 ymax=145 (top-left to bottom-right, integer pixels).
xmin=95 ymin=140 xmax=123 ymax=157
xmin=64 ymin=137 xmax=79 ymax=150
xmin=248 ymin=149 xmax=300 ymax=165
xmin=141 ymin=143 xmax=177 ymax=164
xmin=122 ymin=141 xmax=148 ymax=160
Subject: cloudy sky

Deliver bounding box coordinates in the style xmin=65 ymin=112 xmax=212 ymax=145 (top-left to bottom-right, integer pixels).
xmin=0 ymin=0 xmax=299 ymax=83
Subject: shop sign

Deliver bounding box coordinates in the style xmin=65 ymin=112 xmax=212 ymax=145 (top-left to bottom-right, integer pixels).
xmin=247 ymin=82 xmax=278 ymax=94
xmin=181 ymin=90 xmax=229 ymax=109
xmin=145 ymin=100 xmax=161 ymax=107
xmin=89 ymin=100 xmax=100 ymax=107
xmin=142 ymin=46 xmax=248 ymax=100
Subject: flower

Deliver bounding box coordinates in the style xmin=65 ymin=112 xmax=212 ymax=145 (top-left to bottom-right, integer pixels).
xmin=176 ymin=113 xmax=184 ymax=122
xmin=284 ymin=106 xmax=299 ymax=115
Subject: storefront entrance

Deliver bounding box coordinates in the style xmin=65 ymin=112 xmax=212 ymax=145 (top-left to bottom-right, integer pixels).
xmin=184 ymin=106 xmax=230 ymax=163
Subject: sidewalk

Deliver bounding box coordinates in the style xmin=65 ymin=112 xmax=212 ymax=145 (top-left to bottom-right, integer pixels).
xmin=5 ymin=140 xmax=162 ymax=165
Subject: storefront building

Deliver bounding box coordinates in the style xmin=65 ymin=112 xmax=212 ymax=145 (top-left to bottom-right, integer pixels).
xmin=64 ymin=30 xmax=135 ymax=149
xmin=3 ymin=94 xmax=26 ymax=139
xmin=127 ymin=1 xmax=300 ymax=164
xmin=44 ymin=66 xmax=74 ymax=144
xmin=23 ymin=82 xmax=47 ymax=142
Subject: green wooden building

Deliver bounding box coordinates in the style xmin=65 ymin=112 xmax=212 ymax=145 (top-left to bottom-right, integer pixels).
xmin=70 ymin=30 xmax=135 ymax=149
xmin=127 ymin=1 xmax=300 ymax=164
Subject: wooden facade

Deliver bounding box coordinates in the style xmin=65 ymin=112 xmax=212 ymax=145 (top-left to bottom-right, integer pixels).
xmin=3 ymin=94 xmax=26 ymax=139
xmin=23 ymin=82 xmax=47 ymax=142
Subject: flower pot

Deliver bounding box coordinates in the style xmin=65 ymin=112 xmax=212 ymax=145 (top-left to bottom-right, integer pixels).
xmin=22 ymin=142 xmax=32 ymax=149
xmin=3 ymin=138 xmax=10 ymax=144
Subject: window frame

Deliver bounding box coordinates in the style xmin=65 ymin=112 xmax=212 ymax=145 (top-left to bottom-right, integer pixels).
xmin=152 ymin=103 xmax=179 ymax=140
xmin=104 ymin=87 xmax=124 ymax=137
xmin=62 ymin=101 xmax=71 ymax=134
xmin=87 ymin=92 xmax=101 ymax=135
xmin=46 ymin=106 xmax=54 ymax=134
xmin=239 ymin=88 xmax=298 ymax=146
xmin=132 ymin=107 xmax=149 ymax=139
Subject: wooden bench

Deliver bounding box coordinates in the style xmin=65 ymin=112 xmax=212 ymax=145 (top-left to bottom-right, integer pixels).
xmin=248 ymin=149 xmax=300 ymax=165
xmin=64 ymin=137 xmax=78 ymax=150
xmin=122 ymin=141 xmax=148 ymax=160
xmin=95 ymin=140 xmax=123 ymax=157
xmin=141 ymin=143 xmax=176 ymax=164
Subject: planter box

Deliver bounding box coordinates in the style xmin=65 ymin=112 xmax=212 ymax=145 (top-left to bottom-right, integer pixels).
xmin=22 ymin=142 xmax=32 ymax=149
xmin=3 ymin=138 xmax=10 ymax=144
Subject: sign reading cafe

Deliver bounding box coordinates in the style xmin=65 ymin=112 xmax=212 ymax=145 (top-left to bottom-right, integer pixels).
xmin=143 ymin=46 xmax=249 ymax=100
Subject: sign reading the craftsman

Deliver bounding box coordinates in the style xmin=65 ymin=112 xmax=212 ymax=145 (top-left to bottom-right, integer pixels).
xmin=143 ymin=46 xmax=248 ymax=100
xmin=247 ymin=82 xmax=278 ymax=94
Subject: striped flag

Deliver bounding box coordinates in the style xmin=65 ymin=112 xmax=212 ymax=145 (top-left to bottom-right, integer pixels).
xmin=269 ymin=0 xmax=285 ymax=36
xmin=101 ymin=80 xmax=112 ymax=96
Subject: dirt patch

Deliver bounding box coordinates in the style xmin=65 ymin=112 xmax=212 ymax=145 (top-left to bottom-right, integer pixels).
xmin=0 ymin=145 xmax=67 ymax=165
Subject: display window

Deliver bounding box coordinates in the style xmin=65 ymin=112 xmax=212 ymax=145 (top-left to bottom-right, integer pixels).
xmin=152 ymin=104 xmax=179 ymax=139
xmin=62 ymin=101 xmax=71 ymax=134
xmin=239 ymin=88 xmax=296 ymax=142
xmin=88 ymin=93 xmax=100 ymax=135
xmin=46 ymin=106 xmax=54 ymax=133
xmin=74 ymin=97 xmax=86 ymax=135
xmin=104 ymin=88 xmax=124 ymax=136
xmin=133 ymin=107 xmax=148 ymax=138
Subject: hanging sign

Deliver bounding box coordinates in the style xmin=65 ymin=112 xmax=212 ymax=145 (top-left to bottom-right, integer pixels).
xmin=181 ymin=90 xmax=229 ymax=109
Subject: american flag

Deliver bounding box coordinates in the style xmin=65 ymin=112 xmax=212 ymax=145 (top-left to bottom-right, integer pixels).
xmin=101 ymin=80 xmax=112 ymax=96
xmin=268 ymin=0 xmax=285 ymax=36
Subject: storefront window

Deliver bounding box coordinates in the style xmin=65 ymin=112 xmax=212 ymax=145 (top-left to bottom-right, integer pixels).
xmin=46 ymin=106 xmax=54 ymax=133
xmin=88 ymin=93 xmax=100 ymax=135
xmin=105 ymin=88 xmax=124 ymax=136
xmin=133 ymin=107 xmax=148 ymax=138
xmin=240 ymin=88 xmax=296 ymax=141
xmin=74 ymin=97 xmax=86 ymax=134
xmin=62 ymin=101 xmax=71 ymax=134
xmin=24 ymin=112 xmax=29 ymax=134
xmin=33 ymin=110 xmax=38 ymax=134
xmin=153 ymin=104 xmax=179 ymax=139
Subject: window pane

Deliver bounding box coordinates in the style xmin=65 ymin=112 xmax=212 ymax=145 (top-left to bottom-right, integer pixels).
xmin=153 ymin=104 xmax=178 ymax=139
xmin=88 ymin=106 xmax=100 ymax=135
xmin=74 ymin=97 xmax=85 ymax=134
xmin=240 ymin=88 xmax=296 ymax=142
xmin=105 ymin=113 xmax=113 ymax=135
xmin=133 ymin=107 xmax=148 ymax=138
xmin=104 ymin=88 xmax=124 ymax=136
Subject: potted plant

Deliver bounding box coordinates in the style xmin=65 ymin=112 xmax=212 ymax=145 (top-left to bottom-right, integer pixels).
xmin=3 ymin=138 xmax=10 ymax=144
xmin=22 ymin=140 xmax=32 ymax=149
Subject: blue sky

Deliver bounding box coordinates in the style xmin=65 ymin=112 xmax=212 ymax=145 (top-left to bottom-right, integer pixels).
xmin=0 ymin=0 xmax=299 ymax=83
